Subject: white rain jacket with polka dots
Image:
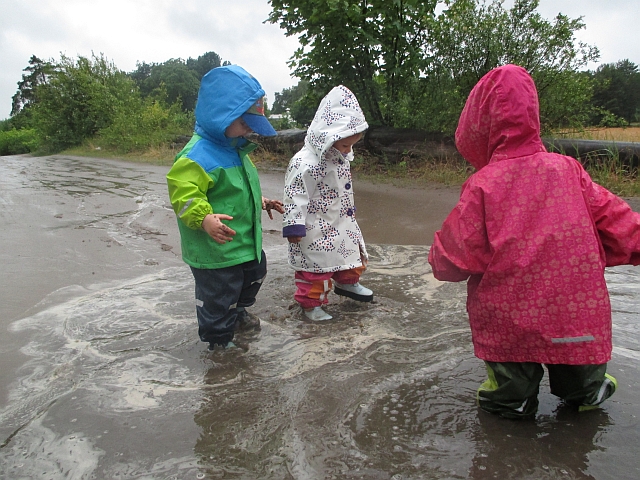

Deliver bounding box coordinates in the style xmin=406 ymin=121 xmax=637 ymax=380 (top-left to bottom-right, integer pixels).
xmin=282 ymin=85 xmax=369 ymax=273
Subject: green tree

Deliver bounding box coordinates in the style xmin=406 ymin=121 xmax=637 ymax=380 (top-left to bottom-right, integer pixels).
xmin=272 ymin=80 xmax=318 ymax=126
xmin=591 ymin=60 xmax=640 ymax=124
xmin=31 ymin=53 xmax=139 ymax=152
xmin=269 ymin=0 xmax=599 ymax=132
xmin=268 ymin=0 xmax=437 ymax=126
xmin=186 ymin=51 xmax=225 ymax=79
xmin=427 ymin=0 xmax=599 ymax=131
xmin=129 ymin=61 xmax=153 ymax=87
xmin=272 ymin=83 xmax=301 ymax=115
xmin=536 ymin=69 xmax=594 ymax=131
xmin=429 ymin=0 xmax=597 ymax=94
xmin=9 ymin=55 xmax=55 ymax=128
xmin=129 ymin=52 xmax=227 ymax=111
xmin=130 ymin=58 xmax=200 ymax=111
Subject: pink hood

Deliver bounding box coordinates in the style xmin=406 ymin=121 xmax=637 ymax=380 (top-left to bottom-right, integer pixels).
xmin=429 ymin=64 xmax=640 ymax=364
xmin=455 ymin=64 xmax=545 ymax=170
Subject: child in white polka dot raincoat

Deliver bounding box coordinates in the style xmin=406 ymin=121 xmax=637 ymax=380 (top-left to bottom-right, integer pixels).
xmin=282 ymin=85 xmax=373 ymax=321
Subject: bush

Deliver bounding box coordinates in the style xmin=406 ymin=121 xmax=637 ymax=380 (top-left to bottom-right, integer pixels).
xmin=31 ymin=53 xmax=140 ymax=152
xmin=268 ymin=116 xmax=295 ymax=131
xmin=98 ymin=97 xmax=193 ymax=153
xmin=0 ymin=129 xmax=39 ymax=155
xmin=598 ymin=111 xmax=628 ymax=128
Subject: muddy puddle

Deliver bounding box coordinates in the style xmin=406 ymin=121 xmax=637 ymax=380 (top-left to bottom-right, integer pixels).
xmin=0 ymin=154 xmax=639 ymax=479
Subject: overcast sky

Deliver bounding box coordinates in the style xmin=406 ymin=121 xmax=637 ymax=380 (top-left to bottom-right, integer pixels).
xmin=1 ymin=0 xmax=638 ymax=119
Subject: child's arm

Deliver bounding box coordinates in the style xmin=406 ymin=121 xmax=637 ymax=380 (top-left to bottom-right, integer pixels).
xmin=428 ymin=181 xmax=491 ymax=281
xmin=585 ymin=173 xmax=640 ymax=266
xmin=262 ymin=197 xmax=285 ymax=220
xmin=282 ymin=158 xmax=316 ymax=240
xmin=166 ymin=156 xmax=215 ymax=230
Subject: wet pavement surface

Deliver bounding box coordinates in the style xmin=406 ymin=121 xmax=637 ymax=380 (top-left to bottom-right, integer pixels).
xmin=1 ymin=154 xmax=639 ymax=479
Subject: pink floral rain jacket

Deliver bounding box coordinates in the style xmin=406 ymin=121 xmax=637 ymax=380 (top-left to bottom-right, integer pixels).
xmin=428 ymin=64 xmax=640 ymax=365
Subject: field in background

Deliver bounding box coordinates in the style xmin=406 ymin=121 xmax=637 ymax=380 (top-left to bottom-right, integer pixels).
xmin=555 ymin=126 xmax=640 ymax=142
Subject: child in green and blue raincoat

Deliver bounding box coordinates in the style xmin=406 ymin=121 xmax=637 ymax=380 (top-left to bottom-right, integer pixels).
xmin=166 ymin=65 xmax=284 ymax=350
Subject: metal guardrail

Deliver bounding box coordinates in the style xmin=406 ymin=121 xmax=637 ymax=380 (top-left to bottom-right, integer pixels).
xmin=255 ymin=128 xmax=640 ymax=166
xmin=543 ymin=138 xmax=640 ymax=166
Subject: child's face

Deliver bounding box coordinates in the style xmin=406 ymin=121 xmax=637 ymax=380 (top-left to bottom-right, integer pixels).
xmin=333 ymin=133 xmax=362 ymax=155
xmin=225 ymin=118 xmax=253 ymax=138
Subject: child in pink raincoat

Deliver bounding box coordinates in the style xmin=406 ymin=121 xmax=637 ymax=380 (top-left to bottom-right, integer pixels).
xmin=428 ymin=64 xmax=640 ymax=419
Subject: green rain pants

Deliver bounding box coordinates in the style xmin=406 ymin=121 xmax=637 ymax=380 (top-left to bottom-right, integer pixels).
xmin=477 ymin=361 xmax=617 ymax=420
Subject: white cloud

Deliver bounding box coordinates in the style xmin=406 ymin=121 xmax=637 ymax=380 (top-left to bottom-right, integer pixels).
xmin=0 ymin=0 xmax=299 ymax=117
xmin=1 ymin=0 xmax=639 ymax=119
xmin=518 ymin=0 xmax=640 ymax=68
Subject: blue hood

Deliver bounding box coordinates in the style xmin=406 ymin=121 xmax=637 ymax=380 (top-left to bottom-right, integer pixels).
xmin=194 ymin=65 xmax=266 ymax=144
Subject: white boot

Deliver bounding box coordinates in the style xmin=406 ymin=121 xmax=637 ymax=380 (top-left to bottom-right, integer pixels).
xmin=333 ymin=282 xmax=374 ymax=302
xmin=304 ymin=306 xmax=333 ymax=321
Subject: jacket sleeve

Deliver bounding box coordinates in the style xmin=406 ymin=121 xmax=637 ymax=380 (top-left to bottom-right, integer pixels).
xmin=584 ymin=171 xmax=640 ymax=266
xmin=428 ymin=181 xmax=491 ymax=282
xmin=282 ymin=160 xmax=317 ymax=237
xmin=166 ymin=156 xmax=214 ymax=230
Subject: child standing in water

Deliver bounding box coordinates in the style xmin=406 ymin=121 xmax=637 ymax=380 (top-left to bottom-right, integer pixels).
xmin=282 ymin=85 xmax=373 ymax=321
xmin=429 ymin=64 xmax=640 ymax=419
xmin=167 ymin=65 xmax=284 ymax=351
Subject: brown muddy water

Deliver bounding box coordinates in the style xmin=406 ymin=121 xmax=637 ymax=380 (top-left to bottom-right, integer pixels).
xmin=1 ymin=154 xmax=639 ymax=479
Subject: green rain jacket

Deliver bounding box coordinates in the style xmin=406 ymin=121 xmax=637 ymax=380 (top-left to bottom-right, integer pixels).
xmin=166 ymin=66 xmax=264 ymax=269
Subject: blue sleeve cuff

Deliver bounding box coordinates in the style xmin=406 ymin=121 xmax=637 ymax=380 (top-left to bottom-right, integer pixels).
xmin=283 ymin=224 xmax=306 ymax=237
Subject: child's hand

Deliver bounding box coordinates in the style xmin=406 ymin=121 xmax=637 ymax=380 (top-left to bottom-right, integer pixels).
xmin=360 ymin=249 xmax=368 ymax=266
xmin=202 ymin=214 xmax=236 ymax=244
xmin=262 ymin=197 xmax=285 ymax=219
xmin=287 ymin=236 xmax=302 ymax=243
